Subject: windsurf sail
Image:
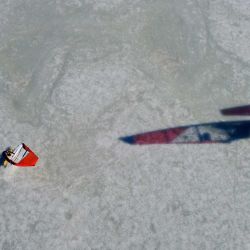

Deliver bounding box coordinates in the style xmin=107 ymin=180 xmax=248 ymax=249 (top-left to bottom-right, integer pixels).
xmin=221 ymin=105 xmax=250 ymax=116
xmin=120 ymin=120 xmax=250 ymax=145
xmin=4 ymin=143 xmax=39 ymax=167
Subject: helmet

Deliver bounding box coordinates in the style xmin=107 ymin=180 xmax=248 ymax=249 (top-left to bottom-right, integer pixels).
xmin=6 ymin=147 xmax=14 ymax=156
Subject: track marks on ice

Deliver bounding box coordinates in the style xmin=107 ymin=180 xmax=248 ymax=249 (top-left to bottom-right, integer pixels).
xmin=11 ymin=47 xmax=70 ymax=125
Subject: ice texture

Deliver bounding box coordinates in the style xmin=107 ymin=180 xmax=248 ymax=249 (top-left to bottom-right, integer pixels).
xmin=0 ymin=0 xmax=250 ymax=249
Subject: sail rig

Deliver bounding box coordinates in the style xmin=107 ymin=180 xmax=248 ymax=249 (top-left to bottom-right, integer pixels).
xmin=4 ymin=143 xmax=39 ymax=167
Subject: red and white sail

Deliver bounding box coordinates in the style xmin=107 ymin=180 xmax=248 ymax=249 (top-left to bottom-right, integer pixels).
xmin=4 ymin=143 xmax=39 ymax=167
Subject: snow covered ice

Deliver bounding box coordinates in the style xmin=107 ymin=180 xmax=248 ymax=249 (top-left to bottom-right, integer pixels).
xmin=0 ymin=0 xmax=250 ymax=249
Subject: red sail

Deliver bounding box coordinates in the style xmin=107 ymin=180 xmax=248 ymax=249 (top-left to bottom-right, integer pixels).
xmin=15 ymin=144 xmax=39 ymax=167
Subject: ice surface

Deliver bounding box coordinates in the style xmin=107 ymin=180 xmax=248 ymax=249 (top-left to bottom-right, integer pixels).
xmin=0 ymin=0 xmax=250 ymax=249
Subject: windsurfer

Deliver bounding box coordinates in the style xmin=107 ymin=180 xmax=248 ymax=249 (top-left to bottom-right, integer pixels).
xmin=3 ymin=147 xmax=14 ymax=168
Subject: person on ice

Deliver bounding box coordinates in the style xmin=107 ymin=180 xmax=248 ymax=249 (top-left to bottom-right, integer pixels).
xmin=3 ymin=147 xmax=14 ymax=168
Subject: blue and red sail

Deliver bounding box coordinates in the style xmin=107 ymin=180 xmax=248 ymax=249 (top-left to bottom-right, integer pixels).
xmin=120 ymin=104 xmax=250 ymax=145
